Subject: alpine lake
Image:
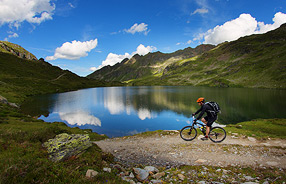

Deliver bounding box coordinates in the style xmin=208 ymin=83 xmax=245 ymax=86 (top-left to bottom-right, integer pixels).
xmin=21 ymin=86 xmax=286 ymax=137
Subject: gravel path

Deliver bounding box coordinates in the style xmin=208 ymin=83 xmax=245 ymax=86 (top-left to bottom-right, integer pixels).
xmin=95 ymin=131 xmax=286 ymax=168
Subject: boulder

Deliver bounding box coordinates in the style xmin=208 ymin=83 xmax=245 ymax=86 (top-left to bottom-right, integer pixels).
xmin=0 ymin=95 xmax=18 ymax=108
xmin=144 ymin=166 xmax=159 ymax=173
xmin=133 ymin=168 xmax=149 ymax=182
xmin=86 ymin=169 xmax=98 ymax=178
xmin=42 ymin=133 xmax=92 ymax=162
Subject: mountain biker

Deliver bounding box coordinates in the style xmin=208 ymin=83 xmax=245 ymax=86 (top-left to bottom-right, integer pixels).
xmin=192 ymin=97 xmax=217 ymax=141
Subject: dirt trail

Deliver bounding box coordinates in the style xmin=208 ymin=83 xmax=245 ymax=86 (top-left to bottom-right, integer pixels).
xmin=95 ymin=132 xmax=286 ymax=168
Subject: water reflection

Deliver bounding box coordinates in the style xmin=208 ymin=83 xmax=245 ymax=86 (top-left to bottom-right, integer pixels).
xmin=21 ymin=86 xmax=286 ymax=137
xmin=59 ymin=111 xmax=101 ymax=126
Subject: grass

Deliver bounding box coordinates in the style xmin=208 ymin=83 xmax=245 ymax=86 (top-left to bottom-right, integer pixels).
xmin=225 ymin=119 xmax=286 ymax=139
xmin=0 ymin=52 xmax=122 ymax=104
xmin=0 ymin=103 xmax=127 ymax=184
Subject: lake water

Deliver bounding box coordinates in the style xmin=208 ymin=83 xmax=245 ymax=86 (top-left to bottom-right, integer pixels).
xmin=21 ymin=86 xmax=286 ymax=137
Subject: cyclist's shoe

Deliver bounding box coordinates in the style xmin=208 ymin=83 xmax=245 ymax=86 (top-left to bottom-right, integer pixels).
xmin=201 ymin=136 xmax=208 ymax=141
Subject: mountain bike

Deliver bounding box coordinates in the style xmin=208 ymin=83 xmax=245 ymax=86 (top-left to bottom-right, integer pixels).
xmin=180 ymin=116 xmax=226 ymax=143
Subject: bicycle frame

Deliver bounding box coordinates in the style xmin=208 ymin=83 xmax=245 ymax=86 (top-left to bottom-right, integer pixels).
xmin=191 ymin=116 xmax=206 ymax=133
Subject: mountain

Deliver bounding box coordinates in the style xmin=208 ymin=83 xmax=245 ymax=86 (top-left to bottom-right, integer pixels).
xmin=0 ymin=42 xmax=121 ymax=103
xmin=87 ymin=44 xmax=215 ymax=82
xmin=88 ymin=24 xmax=286 ymax=89
xmin=0 ymin=41 xmax=37 ymax=61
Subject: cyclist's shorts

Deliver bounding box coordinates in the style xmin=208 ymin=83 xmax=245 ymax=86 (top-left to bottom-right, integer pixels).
xmin=204 ymin=115 xmax=217 ymax=127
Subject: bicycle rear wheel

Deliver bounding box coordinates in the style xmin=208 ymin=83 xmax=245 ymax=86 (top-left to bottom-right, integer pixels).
xmin=209 ymin=127 xmax=226 ymax=143
xmin=180 ymin=126 xmax=197 ymax=141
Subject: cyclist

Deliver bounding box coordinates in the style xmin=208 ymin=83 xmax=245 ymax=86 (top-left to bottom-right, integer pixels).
xmin=192 ymin=97 xmax=217 ymax=141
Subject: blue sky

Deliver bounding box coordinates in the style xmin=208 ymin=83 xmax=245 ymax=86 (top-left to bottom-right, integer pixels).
xmin=0 ymin=0 xmax=285 ymax=76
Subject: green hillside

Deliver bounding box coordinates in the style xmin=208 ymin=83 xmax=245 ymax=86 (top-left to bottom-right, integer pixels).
xmin=0 ymin=43 xmax=121 ymax=103
xmin=87 ymin=44 xmax=215 ymax=81
xmin=88 ymin=24 xmax=286 ymax=89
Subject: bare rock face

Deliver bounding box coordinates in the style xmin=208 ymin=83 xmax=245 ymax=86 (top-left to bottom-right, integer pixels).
xmin=0 ymin=41 xmax=37 ymax=61
xmin=42 ymin=133 xmax=92 ymax=162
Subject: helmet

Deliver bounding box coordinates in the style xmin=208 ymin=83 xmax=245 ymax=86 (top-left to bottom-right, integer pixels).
xmin=196 ymin=97 xmax=205 ymax=103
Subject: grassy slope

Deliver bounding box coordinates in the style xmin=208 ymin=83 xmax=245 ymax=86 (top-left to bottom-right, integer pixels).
xmin=116 ymin=25 xmax=286 ymax=89
xmin=0 ymin=52 xmax=121 ymax=103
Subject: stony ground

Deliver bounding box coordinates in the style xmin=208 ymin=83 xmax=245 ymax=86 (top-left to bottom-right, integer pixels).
xmin=95 ymin=131 xmax=286 ymax=169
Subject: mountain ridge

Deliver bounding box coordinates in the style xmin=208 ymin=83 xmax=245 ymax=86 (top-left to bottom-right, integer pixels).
xmin=88 ymin=23 xmax=286 ymax=89
xmin=87 ymin=44 xmax=215 ymax=81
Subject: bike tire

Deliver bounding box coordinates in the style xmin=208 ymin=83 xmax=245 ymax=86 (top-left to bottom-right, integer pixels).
xmin=180 ymin=126 xmax=197 ymax=141
xmin=209 ymin=127 xmax=226 ymax=143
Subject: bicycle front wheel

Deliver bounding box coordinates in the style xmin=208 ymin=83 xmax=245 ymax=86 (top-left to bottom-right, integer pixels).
xmin=180 ymin=126 xmax=197 ymax=141
xmin=209 ymin=127 xmax=226 ymax=143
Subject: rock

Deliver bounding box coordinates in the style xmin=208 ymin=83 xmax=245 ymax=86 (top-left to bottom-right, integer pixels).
xmin=248 ymin=137 xmax=256 ymax=142
xmin=129 ymin=172 xmax=135 ymax=178
xmin=198 ymin=181 xmax=207 ymax=184
xmin=86 ymin=169 xmax=98 ymax=178
xmin=151 ymin=179 xmax=163 ymax=184
xmin=198 ymin=135 xmax=205 ymax=140
xmin=144 ymin=166 xmax=159 ymax=173
xmin=103 ymin=167 xmax=111 ymax=172
xmin=178 ymin=174 xmax=185 ymax=180
xmin=195 ymin=159 xmax=207 ymax=164
xmin=113 ymin=164 xmax=126 ymax=173
xmin=0 ymin=95 xmax=19 ymax=108
xmin=152 ymin=172 xmax=165 ymax=179
xmin=244 ymin=176 xmax=254 ymax=180
xmin=133 ymin=168 xmax=149 ymax=182
xmin=266 ymin=161 xmax=278 ymax=166
xmin=42 ymin=133 xmax=92 ymax=162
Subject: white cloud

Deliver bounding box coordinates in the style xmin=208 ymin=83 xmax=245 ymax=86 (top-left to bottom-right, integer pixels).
xmin=256 ymin=12 xmax=286 ymax=34
xmin=134 ymin=44 xmax=156 ymax=56
xmin=92 ymin=44 xmax=156 ymax=70
xmin=196 ymin=12 xmax=286 ymax=45
xmin=176 ymin=40 xmax=192 ymax=46
xmin=101 ymin=52 xmax=131 ymax=68
xmin=4 ymin=31 xmax=19 ymax=41
xmin=191 ymin=8 xmax=209 ymax=15
xmin=0 ymin=0 xmax=55 ymax=27
xmin=124 ymin=23 xmax=150 ymax=35
xmin=46 ymin=39 xmax=98 ymax=60
xmin=89 ymin=67 xmax=97 ymax=72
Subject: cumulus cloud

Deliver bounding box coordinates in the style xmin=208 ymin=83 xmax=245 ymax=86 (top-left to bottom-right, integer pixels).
xmin=191 ymin=8 xmax=209 ymax=15
xmin=196 ymin=12 xmax=286 ymax=45
xmin=46 ymin=39 xmax=98 ymax=60
xmin=0 ymin=0 xmax=55 ymax=27
xmin=92 ymin=44 xmax=156 ymax=70
xmin=124 ymin=23 xmax=150 ymax=35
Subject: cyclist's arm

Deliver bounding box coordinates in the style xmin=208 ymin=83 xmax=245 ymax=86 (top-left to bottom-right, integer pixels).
xmin=193 ymin=106 xmax=202 ymax=116
xmin=195 ymin=105 xmax=206 ymax=120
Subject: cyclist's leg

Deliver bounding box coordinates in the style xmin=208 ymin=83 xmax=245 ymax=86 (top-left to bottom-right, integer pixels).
xmin=201 ymin=116 xmax=210 ymax=140
xmin=206 ymin=115 xmax=217 ymax=136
